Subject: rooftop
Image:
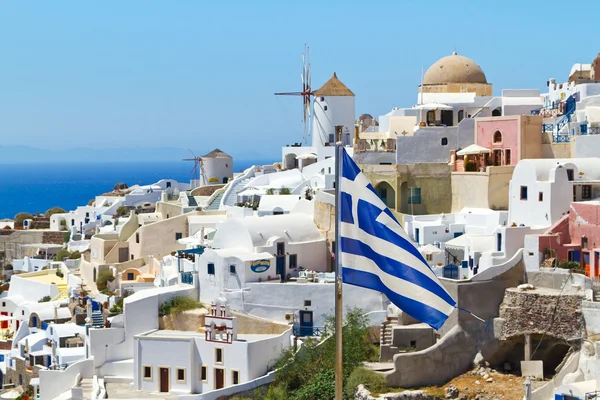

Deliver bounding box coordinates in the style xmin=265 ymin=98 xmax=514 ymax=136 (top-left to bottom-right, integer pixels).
xmin=140 ymin=329 xmax=285 ymax=342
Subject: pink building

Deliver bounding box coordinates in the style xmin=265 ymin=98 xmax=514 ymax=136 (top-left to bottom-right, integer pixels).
xmin=475 ymin=115 xmax=542 ymax=166
xmin=527 ymin=201 xmax=600 ymax=277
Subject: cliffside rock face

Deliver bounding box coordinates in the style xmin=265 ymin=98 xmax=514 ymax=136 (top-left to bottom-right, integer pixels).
xmin=499 ymin=287 xmax=583 ymax=340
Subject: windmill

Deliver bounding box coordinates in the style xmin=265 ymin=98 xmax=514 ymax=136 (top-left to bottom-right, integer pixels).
xmin=274 ymin=44 xmax=313 ymax=144
xmin=182 ymin=149 xmax=206 ymax=188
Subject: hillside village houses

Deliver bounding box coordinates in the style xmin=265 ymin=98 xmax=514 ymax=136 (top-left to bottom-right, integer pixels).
xmin=7 ymin=51 xmax=600 ymax=400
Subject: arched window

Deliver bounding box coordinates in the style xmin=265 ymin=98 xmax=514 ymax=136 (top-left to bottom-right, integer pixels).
xmin=493 ymin=131 xmax=502 ymax=143
xmin=492 ymin=108 xmax=502 ymax=117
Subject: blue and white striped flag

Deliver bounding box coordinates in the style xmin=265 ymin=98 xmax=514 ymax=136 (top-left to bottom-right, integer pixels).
xmin=339 ymin=149 xmax=456 ymax=330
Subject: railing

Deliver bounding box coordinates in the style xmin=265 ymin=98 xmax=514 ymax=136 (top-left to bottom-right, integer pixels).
xmin=553 ymin=133 xmax=571 ymax=143
xmin=542 ymin=123 xmax=554 ymax=133
xmin=181 ymin=272 xmax=193 ymax=285
xmin=590 ymin=126 xmax=600 ymax=135
xmin=292 ymin=325 xmax=323 ymax=337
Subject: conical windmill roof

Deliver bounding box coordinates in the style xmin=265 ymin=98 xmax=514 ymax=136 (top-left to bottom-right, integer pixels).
xmin=313 ymin=73 xmax=354 ymax=97
xmin=202 ymin=148 xmax=232 ymax=158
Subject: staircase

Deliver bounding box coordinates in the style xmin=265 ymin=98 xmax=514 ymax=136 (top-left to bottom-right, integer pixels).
xmin=56 ymin=283 xmax=69 ymax=300
xmin=534 ymin=95 xmax=577 ymax=142
xmin=205 ymin=192 xmax=224 ymax=211
xmin=187 ymin=195 xmax=198 ymax=207
xmin=380 ymin=319 xmax=395 ymax=347
xmin=77 ymin=377 xmax=94 ymax=400
xmin=91 ymin=310 xmax=104 ymax=328
xmin=222 ymin=178 xmax=253 ymax=207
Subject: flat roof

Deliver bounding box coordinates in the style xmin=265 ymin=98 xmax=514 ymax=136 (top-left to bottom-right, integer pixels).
xmin=20 ymin=244 xmax=64 ymax=249
xmin=140 ymin=329 xmax=284 ymax=342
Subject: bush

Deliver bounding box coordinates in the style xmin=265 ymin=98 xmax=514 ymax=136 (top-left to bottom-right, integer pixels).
xmin=273 ymin=308 xmax=374 ymax=399
xmin=56 ymin=270 xmax=64 ymax=278
xmin=39 ymin=296 xmax=52 ymax=303
xmin=557 ymin=261 xmax=585 ymax=274
xmin=465 ymin=161 xmax=477 ymax=172
xmin=63 ymin=231 xmax=71 ymax=243
xmin=68 ymin=251 xmax=81 ymax=260
xmin=266 ymin=188 xmax=275 ymax=195
xmin=14 ymin=212 xmax=34 ymax=228
xmin=159 ymin=296 xmax=202 ymax=316
xmin=45 ymin=207 xmax=66 ymax=218
xmin=279 ymin=187 xmax=291 ymax=195
xmin=293 ymin=369 xmax=335 ymax=400
xmin=54 ymin=249 xmax=70 ymax=262
xmin=344 ymin=367 xmax=387 ymax=398
xmin=115 ymin=206 xmax=129 ymax=218
xmin=96 ymin=270 xmax=115 ymax=291
xmin=110 ymin=299 xmax=123 ymax=314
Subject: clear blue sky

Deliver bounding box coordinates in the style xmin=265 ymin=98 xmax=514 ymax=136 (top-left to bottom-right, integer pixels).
xmin=2 ymin=0 xmax=599 ymax=160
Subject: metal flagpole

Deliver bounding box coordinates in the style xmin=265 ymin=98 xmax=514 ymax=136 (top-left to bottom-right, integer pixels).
xmin=334 ymin=143 xmax=343 ymax=400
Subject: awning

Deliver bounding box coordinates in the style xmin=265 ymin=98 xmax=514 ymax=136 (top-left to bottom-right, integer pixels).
xmin=296 ymin=153 xmax=317 ymax=160
xmin=238 ymin=188 xmax=266 ymax=197
xmin=414 ymin=103 xmax=453 ymax=110
xmin=444 ymin=234 xmax=468 ymax=250
xmin=457 ymin=144 xmax=491 ymax=156
xmin=418 ymin=244 xmax=442 ymax=255
xmin=29 ymin=348 xmax=52 ymax=357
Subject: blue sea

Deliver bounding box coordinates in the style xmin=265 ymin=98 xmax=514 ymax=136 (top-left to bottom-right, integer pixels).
xmin=0 ymin=161 xmax=267 ymax=219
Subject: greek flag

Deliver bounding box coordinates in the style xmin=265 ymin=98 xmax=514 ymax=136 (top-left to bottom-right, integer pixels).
xmin=339 ymin=149 xmax=456 ymax=330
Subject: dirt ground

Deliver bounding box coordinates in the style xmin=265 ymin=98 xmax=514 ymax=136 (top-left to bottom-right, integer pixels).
xmin=434 ymin=369 xmax=527 ymax=399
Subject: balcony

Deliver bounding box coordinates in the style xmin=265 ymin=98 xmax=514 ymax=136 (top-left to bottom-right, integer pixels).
xmin=292 ymin=325 xmax=324 ymax=337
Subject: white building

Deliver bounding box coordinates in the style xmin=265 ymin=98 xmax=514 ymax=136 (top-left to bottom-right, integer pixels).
xmin=508 ymin=158 xmax=600 ymax=229
xmin=133 ymin=298 xmax=290 ymax=396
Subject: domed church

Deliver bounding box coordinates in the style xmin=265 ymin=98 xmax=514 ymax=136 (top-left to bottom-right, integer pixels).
xmin=420 ymin=51 xmax=492 ymax=97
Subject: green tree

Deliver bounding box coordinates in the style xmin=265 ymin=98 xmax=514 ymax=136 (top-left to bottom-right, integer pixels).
xmin=266 ymin=188 xmax=275 ymax=195
xmin=14 ymin=212 xmax=34 ymax=228
xmin=39 ymin=296 xmax=52 ymax=303
xmin=273 ymin=308 xmax=374 ymax=400
xmin=115 ymin=206 xmax=129 ymax=218
xmin=45 ymin=207 xmax=66 ymax=218
xmin=68 ymin=250 xmax=81 ymax=260
xmin=96 ymin=270 xmax=115 ymax=291
xmin=279 ymin=187 xmax=291 ymax=195
xmin=54 ymin=249 xmax=70 ymax=262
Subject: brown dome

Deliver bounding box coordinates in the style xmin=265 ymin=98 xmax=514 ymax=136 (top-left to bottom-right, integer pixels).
xmin=423 ymin=51 xmax=487 ymax=85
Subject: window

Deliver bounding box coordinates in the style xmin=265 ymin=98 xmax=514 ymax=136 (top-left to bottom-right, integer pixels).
xmin=200 ymin=365 xmax=208 ymax=382
xmin=520 ymin=186 xmax=528 ymax=200
xmin=232 ymin=370 xmax=239 ymax=385
xmin=143 ymin=365 xmax=152 ymax=380
xmin=86 ymin=212 xmax=90 ymax=218
xmin=493 ymin=131 xmax=502 ymax=143
xmin=127 ymin=272 xmax=134 ymax=281
xmin=441 ymin=137 xmax=448 ymax=146
xmin=22 ymin=310 xmax=24 ymax=316
xmin=304 ymin=300 xmax=311 ymax=307
xmin=582 ymin=236 xmax=589 ymax=249
xmin=425 ymin=254 xmax=433 ymax=261
xmin=71 ymin=219 xmax=75 ymax=226
xmin=582 ymin=185 xmax=592 ymax=200
xmin=319 ymin=97 xmax=324 ymax=101
xmin=175 ymin=232 xmax=183 ymax=240
xmin=226 ymin=163 xmax=228 ymax=168
xmin=426 ymin=110 xmax=435 ymax=124
xmin=408 ymin=188 xmax=421 ymax=204
xmin=289 ymin=254 xmax=297 ymax=268
xmin=229 ymin=265 xmax=236 ymax=274
xmin=567 ymin=169 xmax=574 ymax=181
xmin=2 ymin=302 xmax=5 ymax=307
xmin=208 ymin=263 xmax=215 ymax=275
xmin=166 ymin=182 xmax=171 ymax=188
xmin=324 ymin=106 xmax=328 ymax=111
xmin=539 ymin=192 xmax=543 ymax=202
xmin=215 ymin=348 xmax=223 ymax=364
xmin=380 ymin=188 xmax=387 ymax=198
xmin=505 ymin=149 xmax=511 ymax=165
xmin=176 ymin=368 xmax=186 ymax=382
xmin=410 ymin=340 xmax=416 ymax=348
xmin=458 ymin=110 xmax=464 ymax=123
xmin=135 ymin=233 xmax=140 ymax=244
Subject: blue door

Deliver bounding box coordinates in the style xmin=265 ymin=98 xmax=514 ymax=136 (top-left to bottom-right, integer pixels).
xmin=276 ymin=257 xmax=285 ymax=281
xmin=299 ymin=310 xmax=313 ymax=336
xmin=497 ymin=233 xmax=502 ymax=252
xmin=32 ymin=316 xmax=37 ymax=327
xmin=415 ymin=228 xmax=420 ymax=244
xmin=454 ymin=232 xmax=463 ymax=238
xmin=443 ymin=265 xmax=459 ymax=279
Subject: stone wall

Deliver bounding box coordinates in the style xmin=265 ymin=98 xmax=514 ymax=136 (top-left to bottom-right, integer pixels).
xmin=42 ymin=231 xmax=65 ymax=244
xmin=0 ymin=230 xmax=45 ymax=262
xmin=498 ymin=288 xmax=583 ymax=341
xmin=190 ymin=184 xmax=225 ymax=197
xmin=4 ymin=357 xmax=38 ymax=388
xmin=159 ymin=308 xmax=208 ymax=331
